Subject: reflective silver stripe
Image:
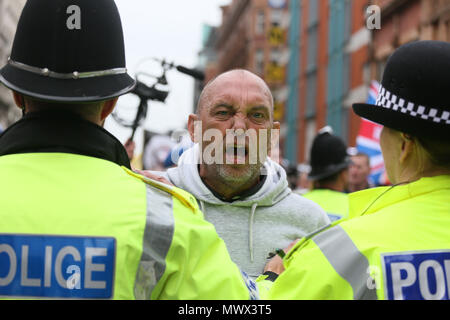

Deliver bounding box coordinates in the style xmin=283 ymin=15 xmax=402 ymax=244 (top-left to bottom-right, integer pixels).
xmin=312 ymin=225 xmax=378 ymax=300
xmin=8 ymin=57 xmax=127 ymax=79
xmin=134 ymin=185 xmax=174 ymax=300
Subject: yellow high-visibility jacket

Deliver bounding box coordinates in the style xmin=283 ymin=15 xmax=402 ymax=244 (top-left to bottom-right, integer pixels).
xmin=266 ymin=175 xmax=450 ymax=300
xmin=0 ymin=113 xmax=255 ymax=300
xmin=303 ymin=189 xmax=349 ymax=222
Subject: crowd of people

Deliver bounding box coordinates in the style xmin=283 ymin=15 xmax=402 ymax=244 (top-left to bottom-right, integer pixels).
xmin=0 ymin=0 xmax=448 ymax=300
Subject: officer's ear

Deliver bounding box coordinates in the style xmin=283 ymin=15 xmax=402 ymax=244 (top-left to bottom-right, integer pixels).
xmin=12 ymin=91 xmax=25 ymax=110
xmin=399 ymin=133 xmax=415 ymax=164
xmin=100 ymin=98 xmax=119 ymax=121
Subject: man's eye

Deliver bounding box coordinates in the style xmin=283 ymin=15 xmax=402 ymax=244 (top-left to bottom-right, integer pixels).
xmin=252 ymin=112 xmax=265 ymax=119
xmin=216 ymin=110 xmax=230 ymax=116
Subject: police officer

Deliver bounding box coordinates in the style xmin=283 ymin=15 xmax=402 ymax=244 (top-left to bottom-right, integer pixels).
xmin=0 ymin=0 xmax=256 ymax=300
xmin=263 ymin=41 xmax=450 ymax=300
xmin=302 ymin=126 xmax=351 ymax=222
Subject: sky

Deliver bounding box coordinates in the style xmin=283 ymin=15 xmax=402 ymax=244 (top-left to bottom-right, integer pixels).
xmin=105 ymin=0 xmax=231 ymax=153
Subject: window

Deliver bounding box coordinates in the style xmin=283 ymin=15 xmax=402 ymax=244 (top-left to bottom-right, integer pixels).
xmin=256 ymin=10 xmax=265 ymax=35
xmin=270 ymin=48 xmax=282 ymax=63
xmin=270 ymin=9 xmax=283 ymax=27
xmin=306 ymin=72 xmax=317 ymax=117
xmin=344 ymin=0 xmax=352 ymax=42
xmin=307 ymin=25 xmax=318 ymax=70
xmin=343 ymin=53 xmax=350 ymax=95
xmin=305 ymin=120 xmax=316 ymax=163
xmin=255 ymin=49 xmax=264 ymax=75
xmin=341 ymin=108 xmax=349 ymax=144
xmin=308 ymin=0 xmax=318 ymax=27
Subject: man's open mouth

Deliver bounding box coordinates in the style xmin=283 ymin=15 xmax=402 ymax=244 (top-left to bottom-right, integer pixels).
xmin=225 ymin=145 xmax=248 ymax=164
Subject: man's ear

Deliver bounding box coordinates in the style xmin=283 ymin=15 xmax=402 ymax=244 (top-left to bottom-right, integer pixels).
xmin=269 ymin=121 xmax=281 ymax=152
xmin=188 ymin=113 xmax=200 ymax=143
xmin=100 ymin=97 xmax=119 ymax=121
xmin=12 ymin=91 xmax=25 ymax=110
xmin=399 ymin=133 xmax=415 ymax=164
xmin=273 ymin=121 xmax=281 ymax=131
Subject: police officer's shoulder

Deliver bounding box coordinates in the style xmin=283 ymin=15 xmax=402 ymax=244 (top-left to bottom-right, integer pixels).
xmin=121 ymin=167 xmax=200 ymax=215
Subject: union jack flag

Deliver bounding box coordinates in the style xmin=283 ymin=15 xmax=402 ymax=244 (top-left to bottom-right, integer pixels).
xmin=356 ymin=81 xmax=390 ymax=186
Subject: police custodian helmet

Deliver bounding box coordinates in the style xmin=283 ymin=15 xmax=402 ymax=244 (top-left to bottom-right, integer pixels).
xmin=308 ymin=126 xmax=351 ymax=181
xmin=0 ymin=0 xmax=136 ymax=102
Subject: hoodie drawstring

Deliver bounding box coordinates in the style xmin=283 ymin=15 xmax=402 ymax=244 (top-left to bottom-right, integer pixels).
xmin=249 ymin=203 xmax=258 ymax=263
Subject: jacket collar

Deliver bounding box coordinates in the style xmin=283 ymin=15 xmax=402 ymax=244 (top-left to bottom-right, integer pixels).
xmin=348 ymin=175 xmax=450 ymax=218
xmin=0 ymin=110 xmax=131 ymax=168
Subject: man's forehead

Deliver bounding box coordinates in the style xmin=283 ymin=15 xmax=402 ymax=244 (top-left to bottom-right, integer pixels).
xmin=205 ymin=73 xmax=272 ymax=104
xmin=209 ymin=71 xmax=268 ymax=91
xmin=352 ymin=155 xmax=370 ymax=165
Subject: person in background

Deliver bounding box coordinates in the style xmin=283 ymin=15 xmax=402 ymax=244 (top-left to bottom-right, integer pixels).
xmin=285 ymin=163 xmax=299 ymax=191
xmin=163 ymin=131 xmax=194 ymax=168
xmin=302 ymin=127 xmax=351 ymax=222
xmin=124 ymin=138 xmax=136 ymax=161
xmin=0 ymin=0 xmax=256 ymax=300
xmin=263 ymin=40 xmax=450 ymax=300
xmin=292 ymin=164 xmax=312 ymax=195
xmin=142 ymin=134 xmax=175 ymax=170
xmin=141 ymin=69 xmax=330 ymax=279
xmin=347 ymin=152 xmax=373 ymax=192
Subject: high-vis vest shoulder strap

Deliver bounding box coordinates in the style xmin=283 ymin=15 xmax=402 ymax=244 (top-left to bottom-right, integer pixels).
xmin=122 ymin=167 xmax=200 ymax=215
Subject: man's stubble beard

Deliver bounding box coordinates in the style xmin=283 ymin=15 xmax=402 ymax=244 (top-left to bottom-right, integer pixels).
xmin=214 ymin=162 xmax=263 ymax=188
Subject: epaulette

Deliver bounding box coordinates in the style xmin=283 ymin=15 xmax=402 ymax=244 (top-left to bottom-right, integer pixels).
xmin=121 ymin=167 xmax=200 ymax=215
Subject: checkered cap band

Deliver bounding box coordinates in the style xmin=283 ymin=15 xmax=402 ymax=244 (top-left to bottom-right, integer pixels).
xmin=375 ymin=85 xmax=450 ymax=125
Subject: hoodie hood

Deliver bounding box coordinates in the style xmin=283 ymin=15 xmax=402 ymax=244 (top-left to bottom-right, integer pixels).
xmin=166 ymin=143 xmax=291 ymax=207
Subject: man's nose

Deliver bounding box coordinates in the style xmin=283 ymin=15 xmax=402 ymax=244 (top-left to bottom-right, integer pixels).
xmin=231 ymin=114 xmax=247 ymax=131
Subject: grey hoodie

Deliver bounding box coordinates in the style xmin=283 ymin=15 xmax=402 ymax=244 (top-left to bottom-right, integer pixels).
xmin=152 ymin=144 xmax=330 ymax=278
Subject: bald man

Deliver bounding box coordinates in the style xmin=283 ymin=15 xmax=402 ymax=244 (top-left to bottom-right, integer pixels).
xmin=144 ymin=69 xmax=329 ymax=279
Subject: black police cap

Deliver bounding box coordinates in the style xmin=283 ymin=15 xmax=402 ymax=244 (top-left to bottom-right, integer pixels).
xmin=353 ymin=41 xmax=450 ymax=139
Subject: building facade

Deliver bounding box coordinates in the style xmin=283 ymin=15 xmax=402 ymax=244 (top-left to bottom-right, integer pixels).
xmin=202 ymin=0 xmax=291 ymax=157
xmin=210 ymin=0 xmax=290 ymax=124
xmin=289 ymin=0 xmax=370 ymax=163
xmin=199 ymin=0 xmax=449 ymax=165
xmin=370 ymin=0 xmax=450 ymax=81
xmin=193 ymin=24 xmax=218 ymax=112
xmin=0 ymin=0 xmax=25 ymax=129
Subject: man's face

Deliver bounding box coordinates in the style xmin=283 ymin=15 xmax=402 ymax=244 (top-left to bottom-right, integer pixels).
xmin=189 ymin=70 xmax=279 ymax=187
xmin=349 ymin=155 xmax=371 ymax=185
